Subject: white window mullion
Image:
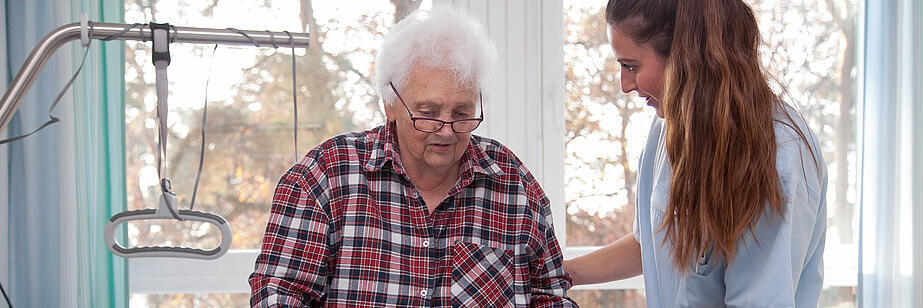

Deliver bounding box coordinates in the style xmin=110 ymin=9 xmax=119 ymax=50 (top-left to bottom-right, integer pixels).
xmin=538 ymin=0 xmax=566 ymax=248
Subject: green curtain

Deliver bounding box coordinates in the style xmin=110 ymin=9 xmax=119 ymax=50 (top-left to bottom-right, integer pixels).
xmin=70 ymin=1 xmax=129 ymax=306
xmin=2 ymin=0 xmax=127 ymax=306
xmin=73 ymin=0 xmax=129 ymax=306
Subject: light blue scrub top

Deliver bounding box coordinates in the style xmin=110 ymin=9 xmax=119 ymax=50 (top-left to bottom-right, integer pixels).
xmin=633 ymin=105 xmax=828 ymax=308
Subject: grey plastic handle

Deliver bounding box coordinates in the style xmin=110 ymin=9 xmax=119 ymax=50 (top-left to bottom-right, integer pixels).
xmin=104 ymin=192 xmax=232 ymax=260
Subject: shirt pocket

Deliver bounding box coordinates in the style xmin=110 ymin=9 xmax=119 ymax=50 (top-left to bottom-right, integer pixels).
xmin=678 ymin=245 xmax=726 ymax=307
xmin=693 ymin=244 xmax=715 ymax=276
xmin=450 ymin=241 xmax=515 ymax=308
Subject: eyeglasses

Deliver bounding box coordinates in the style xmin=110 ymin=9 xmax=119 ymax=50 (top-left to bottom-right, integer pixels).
xmin=389 ymin=82 xmax=484 ymax=133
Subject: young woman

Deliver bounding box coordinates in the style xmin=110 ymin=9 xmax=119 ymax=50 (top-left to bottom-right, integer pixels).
xmin=564 ymin=0 xmax=828 ymax=307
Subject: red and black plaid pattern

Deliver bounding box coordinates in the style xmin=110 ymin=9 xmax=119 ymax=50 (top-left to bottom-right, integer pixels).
xmin=451 ymin=242 xmax=515 ymax=307
xmin=249 ymin=124 xmax=575 ymax=307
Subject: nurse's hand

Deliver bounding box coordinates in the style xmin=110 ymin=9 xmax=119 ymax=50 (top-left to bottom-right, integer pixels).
xmin=564 ymin=233 xmax=643 ymax=285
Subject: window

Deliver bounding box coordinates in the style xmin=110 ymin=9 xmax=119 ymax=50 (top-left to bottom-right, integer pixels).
xmin=563 ymin=0 xmax=858 ymax=306
xmin=123 ymin=0 xmax=858 ymax=306
xmin=123 ymin=0 xmax=431 ymax=304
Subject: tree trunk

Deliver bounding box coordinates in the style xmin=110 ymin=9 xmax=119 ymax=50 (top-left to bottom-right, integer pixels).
xmin=391 ymin=0 xmax=422 ymax=23
xmin=300 ymin=0 xmax=321 ymax=52
xmin=834 ymin=20 xmax=856 ymax=243
xmin=825 ymin=0 xmax=856 ymax=244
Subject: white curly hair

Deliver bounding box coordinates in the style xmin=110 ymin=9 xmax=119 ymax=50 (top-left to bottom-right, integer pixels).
xmin=373 ymin=7 xmax=497 ymax=106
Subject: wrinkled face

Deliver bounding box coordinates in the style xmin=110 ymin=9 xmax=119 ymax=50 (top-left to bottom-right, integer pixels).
xmin=384 ymin=66 xmax=479 ymax=173
xmin=608 ymin=25 xmax=667 ymax=118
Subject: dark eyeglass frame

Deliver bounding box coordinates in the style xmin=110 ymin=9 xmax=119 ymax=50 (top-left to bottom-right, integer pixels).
xmin=389 ymin=82 xmax=484 ymax=133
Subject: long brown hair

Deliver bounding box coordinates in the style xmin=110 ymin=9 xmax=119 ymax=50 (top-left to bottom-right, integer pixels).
xmin=607 ymin=0 xmax=798 ymax=269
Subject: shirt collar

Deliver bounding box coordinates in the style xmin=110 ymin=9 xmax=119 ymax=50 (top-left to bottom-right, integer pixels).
xmin=364 ymin=123 xmax=404 ymax=174
xmin=364 ymin=123 xmax=505 ymax=179
xmin=460 ymin=136 xmax=505 ymax=179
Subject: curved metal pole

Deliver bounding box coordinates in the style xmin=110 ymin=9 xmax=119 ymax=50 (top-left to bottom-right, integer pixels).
xmin=0 ymin=21 xmax=310 ymax=133
xmin=0 ymin=23 xmax=80 ymax=133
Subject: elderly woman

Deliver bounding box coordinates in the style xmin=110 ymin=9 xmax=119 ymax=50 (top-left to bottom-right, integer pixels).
xmin=249 ymin=8 xmax=575 ymax=307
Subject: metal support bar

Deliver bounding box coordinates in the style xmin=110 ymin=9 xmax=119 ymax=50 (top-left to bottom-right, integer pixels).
xmin=0 ymin=21 xmax=310 ymax=133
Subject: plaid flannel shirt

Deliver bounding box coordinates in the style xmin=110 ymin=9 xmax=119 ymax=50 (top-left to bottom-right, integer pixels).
xmin=249 ymin=124 xmax=575 ymax=307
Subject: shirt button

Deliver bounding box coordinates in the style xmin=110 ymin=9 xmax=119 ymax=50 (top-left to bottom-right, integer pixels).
xmin=422 ymin=240 xmax=430 ymax=247
xmin=420 ymin=289 xmax=428 ymax=297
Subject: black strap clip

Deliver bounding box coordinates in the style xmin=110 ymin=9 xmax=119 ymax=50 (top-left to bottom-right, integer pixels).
xmin=150 ymin=22 xmax=172 ymax=66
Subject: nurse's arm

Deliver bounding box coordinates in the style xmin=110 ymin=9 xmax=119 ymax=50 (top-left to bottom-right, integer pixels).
xmin=563 ymin=234 xmax=643 ymax=285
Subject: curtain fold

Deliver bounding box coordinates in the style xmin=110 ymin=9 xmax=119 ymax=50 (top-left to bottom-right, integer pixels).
xmin=2 ymin=0 xmax=126 ymax=307
xmin=857 ymin=0 xmax=923 ymax=306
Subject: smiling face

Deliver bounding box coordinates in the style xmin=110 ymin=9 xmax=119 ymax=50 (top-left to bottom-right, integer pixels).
xmin=384 ymin=66 xmax=480 ymax=175
xmin=608 ymin=25 xmax=667 ymax=118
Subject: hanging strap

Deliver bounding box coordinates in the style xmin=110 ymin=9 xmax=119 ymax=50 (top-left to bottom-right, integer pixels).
xmin=188 ymin=44 xmax=218 ymax=210
xmin=284 ymin=31 xmax=299 ymax=162
xmin=149 ymin=22 xmax=187 ymax=222
xmin=151 ymin=22 xmax=172 ymax=197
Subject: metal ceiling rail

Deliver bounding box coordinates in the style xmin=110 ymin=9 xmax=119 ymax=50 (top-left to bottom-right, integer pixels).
xmin=0 ymin=21 xmax=310 ymax=132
